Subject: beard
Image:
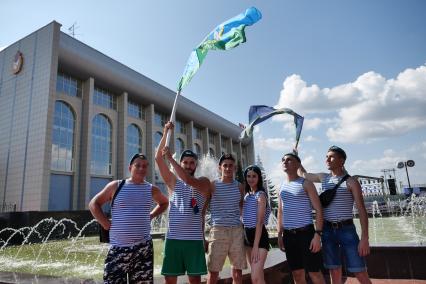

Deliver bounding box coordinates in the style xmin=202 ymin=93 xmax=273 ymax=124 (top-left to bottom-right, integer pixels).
xmin=184 ymin=168 xmax=196 ymax=176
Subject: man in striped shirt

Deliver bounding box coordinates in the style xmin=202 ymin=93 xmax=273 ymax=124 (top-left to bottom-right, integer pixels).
xmin=156 ymin=122 xmax=211 ymax=284
xmin=277 ymin=153 xmax=325 ymax=284
xmin=89 ymin=153 xmax=169 ymax=284
xmin=299 ymin=146 xmax=371 ymax=284
xmin=207 ymin=153 xmax=246 ymax=284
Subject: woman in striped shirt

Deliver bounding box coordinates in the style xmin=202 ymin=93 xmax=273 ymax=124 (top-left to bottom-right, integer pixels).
xmin=242 ymin=165 xmax=270 ymax=284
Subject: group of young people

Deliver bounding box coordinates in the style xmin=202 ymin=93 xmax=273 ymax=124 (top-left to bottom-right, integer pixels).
xmin=89 ymin=120 xmax=372 ymax=284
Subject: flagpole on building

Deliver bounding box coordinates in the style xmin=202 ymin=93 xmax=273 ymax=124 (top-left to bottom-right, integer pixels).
xmin=166 ymin=91 xmax=181 ymax=146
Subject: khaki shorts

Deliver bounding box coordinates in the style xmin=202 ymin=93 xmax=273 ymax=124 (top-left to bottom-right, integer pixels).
xmin=207 ymin=225 xmax=247 ymax=272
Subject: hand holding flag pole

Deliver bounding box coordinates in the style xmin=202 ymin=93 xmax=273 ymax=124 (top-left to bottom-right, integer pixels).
xmin=165 ymin=91 xmax=180 ymax=146
xmin=166 ymin=7 xmax=262 ymax=146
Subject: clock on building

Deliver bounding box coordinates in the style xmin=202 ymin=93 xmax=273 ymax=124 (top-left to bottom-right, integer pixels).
xmin=12 ymin=51 xmax=24 ymax=74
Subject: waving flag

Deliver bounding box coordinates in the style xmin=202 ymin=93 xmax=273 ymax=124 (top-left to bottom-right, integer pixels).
xmin=240 ymin=105 xmax=304 ymax=149
xmin=177 ymin=7 xmax=262 ymax=92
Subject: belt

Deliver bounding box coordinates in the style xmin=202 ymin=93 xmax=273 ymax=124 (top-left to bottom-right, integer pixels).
xmin=325 ymin=219 xmax=353 ymax=229
xmin=284 ymin=224 xmax=313 ymax=234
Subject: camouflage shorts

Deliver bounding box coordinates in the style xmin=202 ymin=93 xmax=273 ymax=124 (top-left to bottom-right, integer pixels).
xmin=104 ymin=239 xmax=153 ymax=284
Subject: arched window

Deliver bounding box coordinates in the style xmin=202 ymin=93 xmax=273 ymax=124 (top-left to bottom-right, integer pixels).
xmin=51 ymin=101 xmax=75 ymax=171
xmin=194 ymin=143 xmax=202 ymax=156
xmin=91 ymin=114 xmax=112 ymax=175
xmin=154 ymin=131 xmax=163 ymax=148
xmin=175 ymin=138 xmax=185 ymax=158
xmin=209 ymin=147 xmax=215 ymax=157
xmin=127 ymin=124 xmax=142 ymax=164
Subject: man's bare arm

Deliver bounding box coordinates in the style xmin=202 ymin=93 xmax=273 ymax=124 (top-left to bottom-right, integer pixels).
xmin=164 ymin=148 xmax=211 ymax=198
xmin=88 ymin=180 xmax=117 ymax=230
xmin=348 ymin=177 xmax=370 ymax=256
xmin=155 ymin=122 xmax=176 ymax=191
xmin=298 ymin=164 xmax=325 ymax=183
xmin=150 ymin=186 xmax=169 ymax=220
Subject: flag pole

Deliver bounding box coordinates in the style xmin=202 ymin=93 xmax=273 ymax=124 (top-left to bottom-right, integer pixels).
xmin=166 ymin=90 xmax=180 ymax=146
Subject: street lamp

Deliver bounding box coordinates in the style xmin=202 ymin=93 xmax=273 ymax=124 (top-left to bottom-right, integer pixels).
xmin=397 ymin=160 xmax=415 ymax=190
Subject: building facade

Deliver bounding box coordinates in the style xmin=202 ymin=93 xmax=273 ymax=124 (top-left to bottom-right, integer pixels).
xmin=0 ymin=22 xmax=254 ymax=212
xmin=354 ymin=175 xmax=385 ymax=196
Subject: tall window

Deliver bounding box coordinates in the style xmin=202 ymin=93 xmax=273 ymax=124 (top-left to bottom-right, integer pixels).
xmin=91 ymin=114 xmax=112 ymax=175
xmin=209 ymin=132 xmax=215 ymax=145
xmin=128 ymin=101 xmax=143 ymax=119
xmin=93 ymin=87 xmax=116 ymax=109
xmin=194 ymin=143 xmax=202 ymax=156
xmin=176 ymin=120 xmax=186 ymax=134
xmin=127 ymin=124 xmax=142 ymax=163
xmin=155 ymin=131 xmax=163 ymax=147
xmin=193 ymin=126 xmax=202 ymax=140
xmin=51 ymin=101 xmax=75 ymax=171
xmin=221 ymin=136 xmax=228 ymax=149
xmin=209 ymin=147 xmax=215 ymax=157
xmin=56 ymin=73 xmax=82 ymax=97
xmin=154 ymin=112 xmax=167 ymax=127
xmin=175 ymin=138 xmax=185 ymax=158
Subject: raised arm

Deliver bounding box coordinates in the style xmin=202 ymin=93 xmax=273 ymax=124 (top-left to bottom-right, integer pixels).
xmin=88 ymin=180 xmax=118 ymax=230
xmin=150 ymin=185 xmax=169 ymax=220
xmin=348 ymin=176 xmax=370 ymax=257
xmin=164 ymin=147 xmax=211 ymax=198
xmin=298 ymin=164 xmax=325 ymax=183
xmin=304 ymin=179 xmax=323 ymax=253
xmin=155 ymin=122 xmax=177 ymax=191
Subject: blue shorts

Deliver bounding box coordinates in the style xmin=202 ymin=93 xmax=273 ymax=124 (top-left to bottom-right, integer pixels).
xmin=322 ymin=223 xmax=367 ymax=273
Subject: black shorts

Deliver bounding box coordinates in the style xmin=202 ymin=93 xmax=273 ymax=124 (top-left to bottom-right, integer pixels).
xmin=282 ymin=225 xmax=323 ymax=272
xmin=244 ymin=226 xmax=270 ymax=250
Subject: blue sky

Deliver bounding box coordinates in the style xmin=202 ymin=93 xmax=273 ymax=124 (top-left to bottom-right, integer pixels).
xmin=1 ymin=0 xmax=425 ymax=189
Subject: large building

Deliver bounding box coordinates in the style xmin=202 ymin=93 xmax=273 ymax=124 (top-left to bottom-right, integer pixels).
xmin=0 ymin=22 xmax=254 ymax=212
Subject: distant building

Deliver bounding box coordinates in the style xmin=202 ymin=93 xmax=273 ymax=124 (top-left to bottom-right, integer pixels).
xmin=354 ymin=175 xmax=384 ymax=196
xmin=0 ymin=22 xmax=254 ymax=212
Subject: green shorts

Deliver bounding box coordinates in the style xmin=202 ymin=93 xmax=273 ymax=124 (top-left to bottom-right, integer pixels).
xmin=161 ymin=239 xmax=207 ymax=276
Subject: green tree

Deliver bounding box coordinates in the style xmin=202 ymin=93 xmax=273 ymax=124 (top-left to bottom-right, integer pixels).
xmin=256 ymin=155 xmax=279 ymax=211
xmin=236 ymin=160 xmax=244 ymax=183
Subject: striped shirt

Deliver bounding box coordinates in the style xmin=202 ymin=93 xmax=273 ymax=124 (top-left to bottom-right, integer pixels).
xmin=110 ymin=180 xmax=152 ymax=246
xmin=280 ymin=177 xmax=313 ymax=229
xmin=210 ymin=180 xmax=242 ymax=227
xmin=167 ymin=179 xmax=206 ymax=240
xmin=322 ymin=174 xmax=354 ymax=222
xmin=242 ymin=191 xmax=271 ymax=228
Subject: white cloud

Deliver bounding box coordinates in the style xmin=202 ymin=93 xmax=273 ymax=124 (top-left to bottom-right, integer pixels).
xmin=276 ymin=65 xmax=426 ymax=143
xmin=349 ymin=149 xmax=406 ymax=177
xmin=304 ymin=118 xmax=322 ymax=130
xmin=304 ymin=135 xmax=319 ymax=142
xmin=257 ymin=137 xmax=294 ymax=152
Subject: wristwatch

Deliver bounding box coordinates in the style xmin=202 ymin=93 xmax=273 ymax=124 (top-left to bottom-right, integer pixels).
xmin=315 ymin=230 xmax=323 ymax=236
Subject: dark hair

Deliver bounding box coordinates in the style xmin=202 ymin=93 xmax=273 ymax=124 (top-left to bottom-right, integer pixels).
xmin=282 ymin=152 xmax=301 ymax=163
xmin=129 ymin=153 xmax=147 ymax=165
xmin=243 ymin=165 xmax=268 ymax=205
xmin=180 ymin=149 xmax=198 ymax=162
xmin=219 ymin=153 xmax=235 ymax=165
xmin=328 ymin=145 xmax=347 ymax=160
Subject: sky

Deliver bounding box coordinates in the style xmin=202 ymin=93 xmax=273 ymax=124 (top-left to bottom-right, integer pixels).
xmin=1 ymin=0 xmax=425 ymax=190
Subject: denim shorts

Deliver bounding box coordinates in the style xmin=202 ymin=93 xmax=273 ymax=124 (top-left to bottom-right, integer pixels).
xmin=322 ymin=223 xmax=367 ymax=273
